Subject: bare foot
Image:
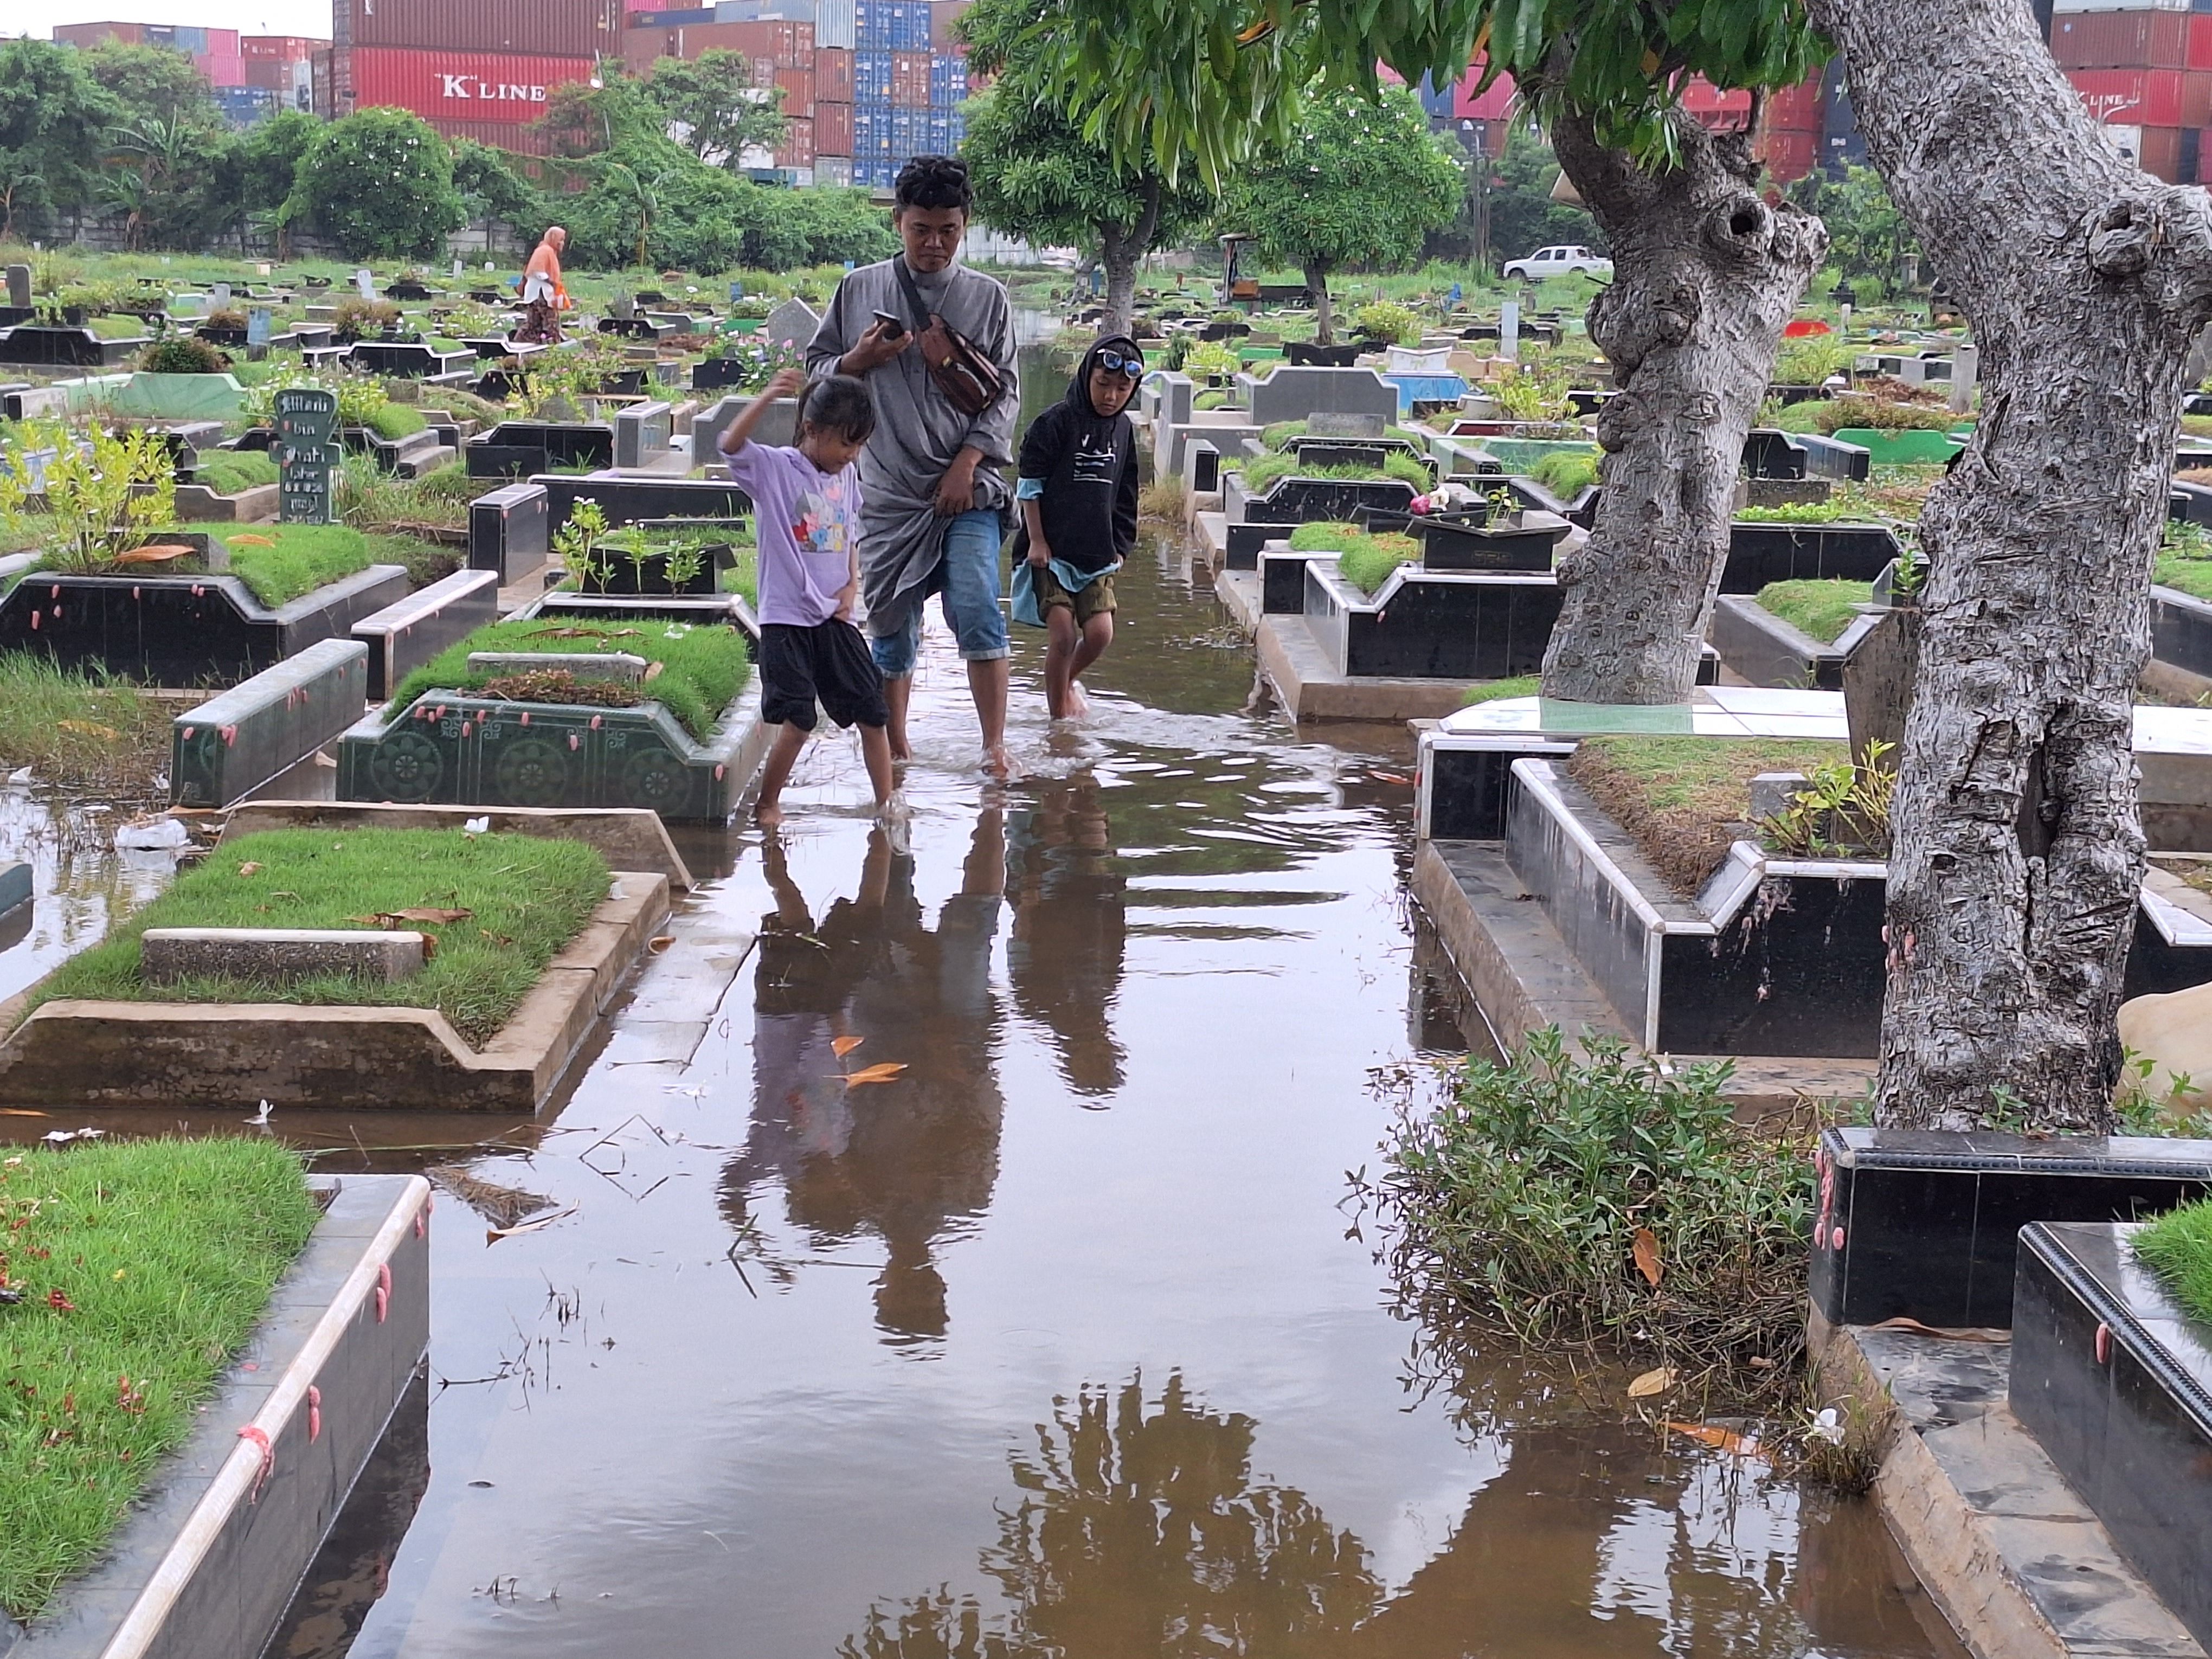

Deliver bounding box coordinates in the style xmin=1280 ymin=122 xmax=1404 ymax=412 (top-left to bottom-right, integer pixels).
xmin=1064 ymin=683 xmax=1090 ymax=719
xmin=753 ymin=800 xmax=785 ymax=827
xmin=983 ymin=743 xmax=1019 ymax=782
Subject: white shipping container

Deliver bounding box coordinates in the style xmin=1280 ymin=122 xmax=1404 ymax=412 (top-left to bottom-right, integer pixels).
xmin=815 ymin=0 xmax=857 ymax=48
xmin=2101 ymin=120 xmax=2147 ymax=160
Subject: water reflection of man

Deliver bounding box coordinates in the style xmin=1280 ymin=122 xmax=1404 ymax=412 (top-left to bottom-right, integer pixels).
xmin=1007 ymin=774 xmax=1126 ymax=1098
xmin=724 ymin=811 xmax=1007 ymax=1343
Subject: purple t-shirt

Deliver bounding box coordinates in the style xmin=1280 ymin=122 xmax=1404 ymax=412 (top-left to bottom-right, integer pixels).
xmin=723 ymin=441 xmax=860 ymax=627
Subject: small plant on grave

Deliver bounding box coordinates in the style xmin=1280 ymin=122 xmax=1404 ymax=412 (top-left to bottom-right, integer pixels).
xmin=1162 ymin=333 xmax=1193 ymax=372
xmin=1734 ymin=499 xmax=1849 ymax=524
xmin=552 ymin=498 xmax=612 ymax=586
xmin=1756 ymin=741 xmax=1895 ymax=859
xmin=660 ymin=539 xmax=707 ymax=590
xmin=138 ymin=336 xmax=230 ymax=375
xmin=1352 ymin=300 xmax=1422 ymax=346
xmin=330 ymin=295 xmax=403 ymax=344
xmin=1491 ymin=361 xmax=1577 ymax=423
xmin=204 ymin=307 xmax=247 ymax=331
xmin=1182 ymin=339 xmax=1242 ymax=382
xmin=0 ymin=421 xmax=177 ymax=575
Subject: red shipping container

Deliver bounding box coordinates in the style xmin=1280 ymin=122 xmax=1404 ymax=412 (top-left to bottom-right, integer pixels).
xmin=929 ymin=0 xmax=968 ymax=48
xmin=1758 ymin=127 xmax=1817 ymax=184
xmin=1764 ymin=70 xmax=1824 ymax=132
xmin=348 ymin=0 xmax=621 ymax=61
xmin=776 ymin=115 xmax=814 ymax=166
xmin=2063 ymin=67 xmax=2212 ymax=128
xmin=2053 ymin=9 xmax=2189 ymax=69
xmin=345 ymin=47 xmax=599 ymax=125
xmin=1679 ymin=75 xmax=1754 ymax=128
xmin=891 ymin=48 xmax=929 ymax=106
xmin=207 ymin=28 xmax=241 ymax=53
xmin=1454 ymin=66 xmax=1516 ymax=122
xmin=246 ymin=57 xmax=289 ymax=88
xmin=775 ymin=65 xmax=814 ymax=113
xmin=815 ymin=45 xmax=853 ymax=101
xmin=2138 ymin=124 xmax=2185 ymax=180
xmin=195 ymin=52 xmax=247 ymax=86
xmin=2193 ymin=14 xmax=2212 ymax=70
xmin=814 ymin=98 xmax=852 ymax=155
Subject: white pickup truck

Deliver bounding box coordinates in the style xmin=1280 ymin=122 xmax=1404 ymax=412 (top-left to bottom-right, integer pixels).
xmin=1501 ymin=245 xmax=1614 ymax=282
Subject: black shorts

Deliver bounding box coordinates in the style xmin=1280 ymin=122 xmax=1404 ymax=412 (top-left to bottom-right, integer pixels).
xmin=759 ymin=619 xmax=890 ymax=732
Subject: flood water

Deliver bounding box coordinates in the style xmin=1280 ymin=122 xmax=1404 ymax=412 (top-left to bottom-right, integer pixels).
xmin=230 ymin=539 xmax=1952 ymax=1659
xmin=0 ymin=501 xmax=1963 ymax=1656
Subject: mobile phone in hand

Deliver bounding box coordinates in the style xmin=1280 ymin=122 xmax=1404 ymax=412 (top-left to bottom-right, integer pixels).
xmin=871 ymin=310 xmax=908 ymax=339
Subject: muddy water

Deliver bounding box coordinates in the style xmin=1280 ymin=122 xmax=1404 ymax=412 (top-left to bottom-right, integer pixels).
xmin=236 ymin=542 xmax=1961 ymax=1659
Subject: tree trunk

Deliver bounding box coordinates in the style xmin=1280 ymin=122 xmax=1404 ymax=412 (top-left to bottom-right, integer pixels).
xmin=1307 ymin=260 xmax=1334 ymax=345
xmin=1540 ymin=111 xmax=1825 ymax=703
xmin=1810 ymin=0 xmax=2212 ymax=1131
xmin=1094 ymin=177 xmax=1160 ymax=339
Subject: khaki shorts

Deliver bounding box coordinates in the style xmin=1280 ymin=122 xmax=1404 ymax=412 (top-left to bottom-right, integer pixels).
xmin=1032 ymin=562 xmax=1116 ymax=623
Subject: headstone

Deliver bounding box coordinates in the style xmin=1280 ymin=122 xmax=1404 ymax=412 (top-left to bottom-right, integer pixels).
xmin=355 ymin=268 xmax=376 ymax=299
xmin=256 ymin=262 xmax=272 ymax=276
xmin=274 ymin=387 xmax=340 ymax=525
xmin=1500 ymin=300 xmax=1520 ymax=363
xmin=763 ymin=298 xmax=821 ymax=350
xmin=4 ymin=266 xmax=29 ymax=309
xmin=211 ymin=282 xmax=231 ymax=308
xmin=452 ymin=259 xmax=464 ymax=278
xmin=1950 ymin=343 xmax=1979 ymax=416
xmin=246 ymin=307 xmax=273 ymax=357
xmin=1842 ymin=606 xmax=1920 ymax=771
xmin=1243 ymin=365 xmax=1399 ymax=428
xmin=612 ymin=293 xmax=636 ymax=321
xmin=1307 ymin=411 xmax=1386 ymax=439
xmin=729 ymin=281 xmax=745 ymax=303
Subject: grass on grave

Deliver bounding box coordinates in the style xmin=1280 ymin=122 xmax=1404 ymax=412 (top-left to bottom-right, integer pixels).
xmin=0 ymin=653 xmax=170 ymax=797
xmin=1458 ymin=675 xmax=1541 ymax=706
xmin=0 ymin=1137 xmax=320 ymax=1622
xmin=2160 ymin=520 xmax=2212 ymax=603
xmin=1232 ymin=451 xmax=1429 ymax=494
xmin=2134 ymin=1199 xmax=2212 ymax=1327
xmin=1287 ymin=519 xmax=1422 ymax=596
xmin=190 ymin=451 xmax=278 ymax=496
xmin=25 ymin=828 xmax=612 ymax=1047
xmin=214 ymin=524 xmax=377 ymax=608
xmin=1756 ymin=579 xmax=1874 ymax=644
xmin=1566 ymin=735 xmax=1851 ymax=898
xmin=336 ymin=460 xmax=495 ymax=537
xmin=390 ymin=616 xmax=751 ymax=742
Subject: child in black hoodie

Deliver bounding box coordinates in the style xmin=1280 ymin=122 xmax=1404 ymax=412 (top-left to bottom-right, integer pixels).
xmin=1010 ymin=333 xmax=1143 ymax=720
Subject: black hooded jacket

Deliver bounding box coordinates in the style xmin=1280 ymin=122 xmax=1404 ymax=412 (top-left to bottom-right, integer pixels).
xmin=1012 ymin=334 xmax=1141 ymax=576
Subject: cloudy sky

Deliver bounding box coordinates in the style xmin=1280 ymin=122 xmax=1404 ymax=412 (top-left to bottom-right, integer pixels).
xmin=21 ymin=1 xmax=333 ymax=40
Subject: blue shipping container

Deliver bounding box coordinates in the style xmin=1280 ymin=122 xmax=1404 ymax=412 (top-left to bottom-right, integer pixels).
xmin=891 ymin=4 xmax=928 ymax=49
xmin=855 ymin=0 xmax=890 ymax=49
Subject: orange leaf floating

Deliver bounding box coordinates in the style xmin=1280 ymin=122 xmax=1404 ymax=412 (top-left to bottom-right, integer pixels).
xmin=1668 ymin=1421 xmax=1765 ymax=1459
xmin=647 ymin=934 xmax=675 ymax=953
xmin=842 ymin=1062 xmax=908 ymax=1086
xmin=1632 ymin=1226 xmax=1663 ymax=1288
xmin=831 ymin=1036 xmax=864 ymax=1058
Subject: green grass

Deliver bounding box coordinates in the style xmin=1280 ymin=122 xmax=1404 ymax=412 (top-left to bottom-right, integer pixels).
xmin=1233 ymin=451 xmax=1426 ymax=493
xmin=1736 ymin=500 xmax=1849 ymax=524
xmin=1287 ymin=520 xmax=1422 ymax=595
xmin=1528 ymin=449 xmax=1599 ymax=496
xmin=0 ymin=653 xmax=169 ymax=796
xmin=85 ymin=314 xmax=146 ymax=340
xmin=1757 ymin=578 xmax=1874 ymax=644
xmin=1459 ymin=674 xmax=1541 ymax=705
xmin=27 ymin=828 xmax=610 ymax=1046
xmin=2134 ymin=1200 xmax=2212 ymax=1326
xmin=191 ymin=452 xmax=278 ymax=496
xmin=0 ymin=1138 xmax=319 ymax=1621
xmin=216 ymin=524 xmax=376 ymax=607
xmin=363 ymin=404 xmax=427 ymax=441
xmin=390 ymin=616 xmax=751 ymax=741
xmin=2158 ymin=522 xmax=2212 ymax=602
xmin=1567 ymin=735 xmax=1850 ymax=896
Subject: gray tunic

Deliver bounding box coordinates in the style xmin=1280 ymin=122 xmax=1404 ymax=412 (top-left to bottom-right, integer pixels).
xmin=805 ymin=258 xmax=1021 ymax=636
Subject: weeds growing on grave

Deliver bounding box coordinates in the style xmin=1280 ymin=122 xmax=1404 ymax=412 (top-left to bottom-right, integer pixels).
xmin=25 ymin=828 xmax=611 ymax=1046
xmin=0 ymin=653 xmax=170 ymax=796
xmin=0 ymin=1137 xmax=320 ymax=1621
xmin=1363 ymin=1029 xmax=1819 ymax=1407
xmin=1755 ymin=578 xmax=1874 ymax=645
xmin=390 ymin=616 xmax=750 ymax=741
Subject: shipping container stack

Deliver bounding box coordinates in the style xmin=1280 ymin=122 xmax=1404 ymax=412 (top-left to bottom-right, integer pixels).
xmin=54 ymin=22 xmax=320 ymax=126
xmin=327 ymin=0 xmax=621 ymax=155
xmin=245 ymin=34 xmax=323 ymax=117
xmin=2050 ymin=3 xmax=2212 ymax=185
xmin=1754 ymin=68 xmax=1823 ymax=184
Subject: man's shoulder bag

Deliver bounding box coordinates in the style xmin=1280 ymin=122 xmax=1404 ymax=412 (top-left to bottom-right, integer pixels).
xmin=893 ymin=259 xmax=1004 ymax=420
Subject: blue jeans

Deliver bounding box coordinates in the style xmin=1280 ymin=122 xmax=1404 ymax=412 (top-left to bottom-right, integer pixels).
xmin=870 ymin=508 xmax=1010 ymax=679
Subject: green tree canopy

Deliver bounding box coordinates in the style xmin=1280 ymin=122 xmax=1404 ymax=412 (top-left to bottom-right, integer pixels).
xmin=1487 ymin=125 xmax=1604 ymax=263
xmin=1785 ymin=160 xmax=1920 ymax=293
xmin=0 ymin=39 xmax=115 ymax=240
xmin=1224 ymin=85 xmax=1462 ymax=340
xmin=451 ymin=138 xmax=545 ymax=237
xmin=645 ymin=50 xmax=788 ymax=168
xmin=296 ymin=108 xmax=467 ymax=260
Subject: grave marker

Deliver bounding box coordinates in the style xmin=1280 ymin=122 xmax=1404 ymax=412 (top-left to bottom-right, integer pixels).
xmin=763 ymin=298 xmax=821 ymax=349
xmin=355 ymin=268 xmax=375 ymax=299
xmin=274 ymin=387 xmax=339 ymax=525
xmin=5 ymin=265 xmax=31 ymax=309
xmin=1500 ymin=300 xmax=1520 ymax=362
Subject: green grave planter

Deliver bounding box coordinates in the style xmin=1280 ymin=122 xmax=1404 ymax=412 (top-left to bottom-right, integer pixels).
xmin=171 ymin=637 xmax=371 ymax=808
xmin=337 ymin=684 xmax=767 ymax=824
xmin=1828 ymin=427 xmax=1969 ymax=466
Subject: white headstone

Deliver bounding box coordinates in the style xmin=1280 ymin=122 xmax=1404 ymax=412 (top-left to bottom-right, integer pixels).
xmin=1500 ymin=300 xmax=1520 ymax=363
xmin=355 ymin=268 xmax=375 ymax=299
xmin=1949 ymin=343 xmax=1979 ymax=415
xmin=211 ymin=282 xmax=230 ymax=307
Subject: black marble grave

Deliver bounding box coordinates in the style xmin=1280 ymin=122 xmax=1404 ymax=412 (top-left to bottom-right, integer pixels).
xmin=1721 ymin=521 xmax=1902 ymax=590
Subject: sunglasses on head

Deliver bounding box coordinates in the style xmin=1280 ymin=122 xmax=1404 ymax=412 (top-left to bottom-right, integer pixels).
xmin=1096 ymin=349 xmax=1143 ymax=377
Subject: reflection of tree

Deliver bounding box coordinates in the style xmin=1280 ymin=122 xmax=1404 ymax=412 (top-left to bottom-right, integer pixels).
xmin=1006 ymin=773 xmax=1125 ymax=1097
xmin=840 ymin=1373 xmax=1382 ymax=1658
xmin=722 ymin=813 xmax=1005 ymax=1343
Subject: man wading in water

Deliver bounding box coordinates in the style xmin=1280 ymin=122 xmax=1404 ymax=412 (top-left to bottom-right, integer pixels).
xmin=807 ymin=156 xmax=1021 ymax=775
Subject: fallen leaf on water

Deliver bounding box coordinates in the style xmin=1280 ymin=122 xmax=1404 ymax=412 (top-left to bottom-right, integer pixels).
xmin=427 ymin=1165 xmax=557 ymax=1230
xmin=647 ymin=934 xmax=674 ymax=953
xmin=236 ymin=861 xmax=262 ymax=876
xmin=1369 ymin=771 xmax=1411 ymax=786
xmin=112 ymin=543 xmax=196 ymax=565
xmin=1668 ymin=1421 xmax=1766 ymax=1459
xmin=1627 ymin=1367 xmax=1676 ymax=1399
xmin=1866 ymin=1316 xmax=2007 ymax=1343
xmin=842 ymin=1062 xmax=908 ymax=1086
xmin=486 ymin=1204 xmax=577 ymax=1243
xmin=0 ymin=1109 xmax=49 ymax=1118
xmin=831 ymin=1035 xmax=864 ymax=1058
xmin=1632 ymin=1226 xmax=1663 ymax=1288
xmin=56 ymin=720 xmax=120 ymax=742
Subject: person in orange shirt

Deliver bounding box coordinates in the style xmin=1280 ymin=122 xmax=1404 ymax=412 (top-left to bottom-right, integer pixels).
xmin=518 ymin=225 xmax=568 ymax=343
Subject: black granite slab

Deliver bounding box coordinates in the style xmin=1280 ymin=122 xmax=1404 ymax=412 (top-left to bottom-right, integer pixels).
xmin=1721 ymin=521 xmax=1902 ymax=591
xmin=1809 ymin=1129 xmax=2212 ymax=1330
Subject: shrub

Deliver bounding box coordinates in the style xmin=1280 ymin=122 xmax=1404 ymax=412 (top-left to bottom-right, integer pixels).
xmin=1352 ymin=300 xmax=1422 ymax=346
xmin=1371 ymin=1029 xmax=1816 ymax=1390
xmin=330 ymin=296 xmax=403 ymax=343
xmin=1528 ymin=448 xmax=1599 ymax=496
xmin=138 ymin=337 xmax=229 ymax=375
xmin=1815 ymin=396 xmax=1959 ymax=435
xmin=0 ymin=422 xmax=174 ymax=573
xmin=1772 ymin=336 xmax=1855 ymax=386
